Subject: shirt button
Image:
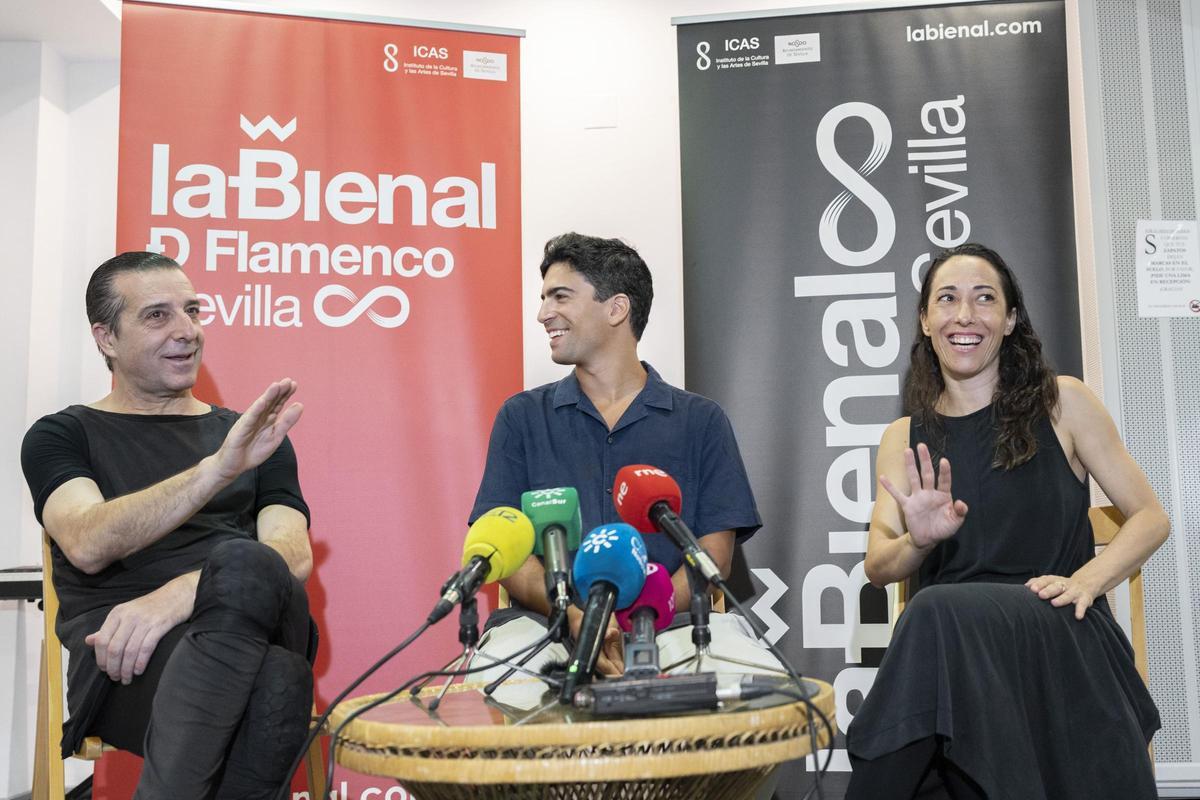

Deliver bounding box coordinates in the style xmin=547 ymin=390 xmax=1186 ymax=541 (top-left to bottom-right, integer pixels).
xmin=606 ymin=487 xmax=613 ymax=494
xmin=607 ymin=436 xmax=614 ymax=444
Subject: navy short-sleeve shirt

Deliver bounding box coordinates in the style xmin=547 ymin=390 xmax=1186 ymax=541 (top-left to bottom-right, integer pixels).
xmin=470 ymin=363 xmax=761 ymax=574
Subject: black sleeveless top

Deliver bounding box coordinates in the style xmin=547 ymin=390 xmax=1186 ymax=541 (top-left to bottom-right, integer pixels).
xmin=910 ymin=405 xmax=1095 ymax=588
xmin=849 ymin=405 xmax=1159 ymax=795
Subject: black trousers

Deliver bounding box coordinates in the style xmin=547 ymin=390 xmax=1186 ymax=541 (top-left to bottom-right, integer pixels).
xmin=90 ymin=539 xmax=314 ymax=800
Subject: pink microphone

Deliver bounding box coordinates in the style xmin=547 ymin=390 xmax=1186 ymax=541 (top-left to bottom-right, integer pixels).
xmin=615 ymin=562 xmax=675 ymax=678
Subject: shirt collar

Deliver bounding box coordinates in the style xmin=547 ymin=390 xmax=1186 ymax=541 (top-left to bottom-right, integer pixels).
xmin=553 ymin=361 xmax=674 ymax=412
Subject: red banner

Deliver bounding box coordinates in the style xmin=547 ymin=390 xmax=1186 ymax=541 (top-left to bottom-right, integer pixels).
xmin=114 ymin=3 xmax=521 ymax=795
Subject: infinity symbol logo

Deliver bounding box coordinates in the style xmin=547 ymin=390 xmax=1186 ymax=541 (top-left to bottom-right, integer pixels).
xmin=313 ymin=284 xmax=410 ymax=328
xmin=696 ymin=41 xmax=712 ymax=70
xmin=816 ymin=102 xmax=896 ymax=267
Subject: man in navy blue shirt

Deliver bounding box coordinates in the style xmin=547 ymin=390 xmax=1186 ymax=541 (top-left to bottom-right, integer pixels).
xmin=471 ymin=232 xmax=777 ymax=681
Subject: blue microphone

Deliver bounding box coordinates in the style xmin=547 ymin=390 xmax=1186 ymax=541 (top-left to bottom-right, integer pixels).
xmin=560 ymin=524 xmax=647 ymax=703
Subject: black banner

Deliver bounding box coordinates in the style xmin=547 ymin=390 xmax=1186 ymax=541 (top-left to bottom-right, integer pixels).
xmin=678 ymin=0 xmax=1079 ymax=786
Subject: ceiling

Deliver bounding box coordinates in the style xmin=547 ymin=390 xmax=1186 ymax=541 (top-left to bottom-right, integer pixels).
xmin=0 ymin=0 xmax=120 ymax=61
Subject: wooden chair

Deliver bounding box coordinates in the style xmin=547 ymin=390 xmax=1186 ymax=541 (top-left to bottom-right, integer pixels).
xmin=889 ymin=505 xmax=1148 ymax=683
xmin=33 ymin=533 xmax=328 ymax=799
xmin=1088 ymin=505 xmax=1149 ymax=684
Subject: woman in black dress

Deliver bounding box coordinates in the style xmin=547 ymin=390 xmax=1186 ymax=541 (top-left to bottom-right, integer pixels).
xmin=846 ymin=244 xmax=1167 ymax=800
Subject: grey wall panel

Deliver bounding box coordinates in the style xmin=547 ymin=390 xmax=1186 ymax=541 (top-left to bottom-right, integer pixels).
xmin=1149 ymin=0 xmax=1200 ymax=765
xmin=1091 ymin=0 xmax=1198 ymax=764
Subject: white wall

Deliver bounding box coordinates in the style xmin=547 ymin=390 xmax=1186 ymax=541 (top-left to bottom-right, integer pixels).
xmin=0 ymin=42 xmax=45 ymax=798
xmin=0 ymin=30 xmax=119 ymax=793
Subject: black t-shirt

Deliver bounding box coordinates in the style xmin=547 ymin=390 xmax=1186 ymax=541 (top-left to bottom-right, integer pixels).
xmin=21 ymin=404 xmax=309 ymax=620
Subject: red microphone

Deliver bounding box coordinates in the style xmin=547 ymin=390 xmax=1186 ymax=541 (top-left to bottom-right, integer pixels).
xmin=614 ymin=562 xmax=675 ymax=678
xmin=613 ymin=465 xmax=722 ymax=584
xmin=613 ymin=466 xmax=679 ymax=532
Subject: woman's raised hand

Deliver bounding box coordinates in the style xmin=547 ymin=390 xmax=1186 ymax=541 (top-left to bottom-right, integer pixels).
xmin=879 ymin=442 xmax=968 ymax=550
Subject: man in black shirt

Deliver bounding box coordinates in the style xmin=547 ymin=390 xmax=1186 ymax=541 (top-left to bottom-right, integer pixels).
xmin=21 ymin=251 xmax=313 ymax=799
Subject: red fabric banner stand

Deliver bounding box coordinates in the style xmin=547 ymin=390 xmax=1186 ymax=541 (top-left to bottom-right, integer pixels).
xmin=112 ymin=3 xmax=522 ymax=796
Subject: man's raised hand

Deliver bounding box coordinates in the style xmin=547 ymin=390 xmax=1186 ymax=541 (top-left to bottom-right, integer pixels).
xmin=213 ymin=379 xmax=303 ymax=482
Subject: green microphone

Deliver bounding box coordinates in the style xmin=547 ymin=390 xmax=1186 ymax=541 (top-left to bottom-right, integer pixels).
xmin=521 ymin=487 xmax=583 ymax=612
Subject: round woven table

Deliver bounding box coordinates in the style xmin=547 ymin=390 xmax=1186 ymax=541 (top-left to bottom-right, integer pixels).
xmin=329 ymin=677 xmax=835 ymax=800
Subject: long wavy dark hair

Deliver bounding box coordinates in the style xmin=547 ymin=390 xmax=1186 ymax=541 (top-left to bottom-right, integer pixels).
xmin=906 ymin=243 xmax=1058 ymax=470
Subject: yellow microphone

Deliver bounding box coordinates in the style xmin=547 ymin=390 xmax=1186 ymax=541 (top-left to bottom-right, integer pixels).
xmin=428 ymin=507 xmax=534 ymax=624
xmin=462 ymin=506 xmax=536 ymax=582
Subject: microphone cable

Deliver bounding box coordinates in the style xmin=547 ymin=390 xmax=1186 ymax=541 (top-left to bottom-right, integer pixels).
xmin=321 ymin=628 xmax=562 ymax=800
xmin=272 ymin=618 xmax=433 ymax=800
xmin=278 ymin=506 xmax=535 ymax=800
xmin=273 ymin=618 xmax=436 ymax=800
xmin=714 ymin=575 xmax=833 ymax=800
xmin=767 ymin=681 xmax=836 ymax=800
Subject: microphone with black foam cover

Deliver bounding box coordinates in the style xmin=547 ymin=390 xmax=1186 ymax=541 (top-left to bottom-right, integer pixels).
xmin=573 ymin=673 xmax=805 ymax=716
xmin=614 ymin=562 xmax=675 ymax=678
xmin=613 ymin=465 xmax=722 ymax=584
xmin=559 ymin=523 xmax=647 ymax=703
xmin=521 ymin=487 xmax=582 ymax=613
xmin=428 ymin=507 xmax=534 ymax=625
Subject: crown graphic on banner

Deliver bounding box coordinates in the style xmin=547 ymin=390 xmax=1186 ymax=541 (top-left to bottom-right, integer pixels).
xmin=239 ymin=114 xmax=297 ymax=142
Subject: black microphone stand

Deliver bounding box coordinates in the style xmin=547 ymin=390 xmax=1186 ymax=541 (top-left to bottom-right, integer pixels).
xmin=410 ymin=595 xmax=480 ymax=710
xmin=482 ymin=602 xmax=569 ymax=695
xmin=661 ymin=562 xmax=789 ymax=676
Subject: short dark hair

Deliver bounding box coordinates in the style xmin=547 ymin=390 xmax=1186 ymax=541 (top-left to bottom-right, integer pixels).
xmin=86 ymin=251 xmax=182 ymax=370
xmin=539 ymin=232 xmax=653 ymax=339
